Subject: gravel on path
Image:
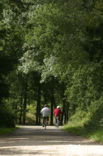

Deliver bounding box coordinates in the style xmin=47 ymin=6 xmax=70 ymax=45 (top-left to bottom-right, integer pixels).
xmin=0 ymin=126 xmax=103 ymax=156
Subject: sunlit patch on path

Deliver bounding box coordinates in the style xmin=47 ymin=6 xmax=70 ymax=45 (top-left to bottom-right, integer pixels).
xmin=0 ymin=126 xmax=103 ymax=156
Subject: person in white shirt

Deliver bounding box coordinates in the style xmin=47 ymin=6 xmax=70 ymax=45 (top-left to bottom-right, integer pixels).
xmin=41 ymin=105 xmax=50 ymax=127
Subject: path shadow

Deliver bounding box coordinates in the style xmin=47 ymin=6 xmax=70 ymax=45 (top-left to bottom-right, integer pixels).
xmin=0 ymin=126 xmax=102 ymax=155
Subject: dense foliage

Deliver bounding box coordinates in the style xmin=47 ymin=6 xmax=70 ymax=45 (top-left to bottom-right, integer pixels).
xmin=1 ymin=0 xmax=103 ymax=128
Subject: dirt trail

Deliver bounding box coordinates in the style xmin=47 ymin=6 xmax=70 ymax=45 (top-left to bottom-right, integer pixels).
xmin=0 ymin=126 xmax=103 ymax=156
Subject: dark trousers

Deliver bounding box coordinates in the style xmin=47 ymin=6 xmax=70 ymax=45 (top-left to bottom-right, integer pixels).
xmin=43 ymin=117 xmax=49 ymax=125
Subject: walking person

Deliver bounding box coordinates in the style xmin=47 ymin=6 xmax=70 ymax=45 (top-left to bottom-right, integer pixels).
xmin=54 ymin=106 xmax=62 ymax=127
xmin=41 ymin=105 xmax=50 ymax=129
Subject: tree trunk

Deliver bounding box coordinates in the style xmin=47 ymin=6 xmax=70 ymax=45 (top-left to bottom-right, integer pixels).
xmin=19 ymin=93 xmax=23 ymax=124
xmin=50 ymin=88 xmax=55 ymax=125
xmin=64 ymin=102 xmax=69 ymax=124
xmin=23 ymin=82 xmax=27 ymax=125
xmin=61 ymin=97 xmax=65 ymax=125
xmin=36 ymin=84 xmax=41 ymax=125
xmin=44 ymin=92 xmax=48 ymax=104
xmin=12 ymin=101 xmax=17 ymax=123
xmin=61 ymin=83 xmax=69 ymax=125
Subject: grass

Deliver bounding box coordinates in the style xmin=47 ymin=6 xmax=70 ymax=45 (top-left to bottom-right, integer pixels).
xmin=63 ymin=121 xmax=103 ymax=144
xmin=88 ymin=128 xmax=103 ymax=143
xmin=0 ymin=127 xmax=18 ymax=135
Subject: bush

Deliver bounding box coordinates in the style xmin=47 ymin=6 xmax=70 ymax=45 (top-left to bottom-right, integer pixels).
xmin=25 ymin=104 xmax=36 ymax=125
xmin=0 ymin=104 xmax=16 ymax=128
xmin=68 ymin=108 xmax=88 ymax=127
xmin=85 ymin=97 xmax=103 ymax=129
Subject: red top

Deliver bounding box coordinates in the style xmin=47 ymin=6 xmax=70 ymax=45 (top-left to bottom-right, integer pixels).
xmin=53 ymin=108 xmax=62 ymax=117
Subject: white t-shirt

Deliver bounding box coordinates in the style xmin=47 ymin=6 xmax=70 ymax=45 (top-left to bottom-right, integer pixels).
xmin=41 ymin=107 xmax=50 ymax=117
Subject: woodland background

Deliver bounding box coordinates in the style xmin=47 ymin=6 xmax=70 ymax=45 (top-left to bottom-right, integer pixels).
xmin=0 ymin=0 xmax=103 ymax=130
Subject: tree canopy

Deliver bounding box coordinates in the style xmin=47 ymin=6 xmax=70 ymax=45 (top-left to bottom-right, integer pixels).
xmin=0 ymin=0 xmax=103 ymax=128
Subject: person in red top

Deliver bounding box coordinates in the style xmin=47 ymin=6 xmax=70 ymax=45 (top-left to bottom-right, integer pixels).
xmin=53 ymin=106 xmax=62 ymax=126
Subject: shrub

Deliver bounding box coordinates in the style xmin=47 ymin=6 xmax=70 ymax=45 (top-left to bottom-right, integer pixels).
xmin=69 ymin=108 xmax=88 ymax=127
xmin=0 ymin=103 xmax=16 ymax=128
xmin=85 ymin=97 xmax=103 ymax=129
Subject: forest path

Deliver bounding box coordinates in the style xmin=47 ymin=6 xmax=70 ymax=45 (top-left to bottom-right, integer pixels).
xmin=0 ymin=126 xmax=103 ymax=156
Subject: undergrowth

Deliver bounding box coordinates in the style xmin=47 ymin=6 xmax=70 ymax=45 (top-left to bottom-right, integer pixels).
xmin=63 ymin=109 xmax=103 ymax=144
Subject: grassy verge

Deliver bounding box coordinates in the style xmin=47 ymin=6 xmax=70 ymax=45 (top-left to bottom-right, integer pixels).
xmin=0 ymin=127 xmax=18 ymax=135
xmin=63 ymin=121 xmax=103 ymax=144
